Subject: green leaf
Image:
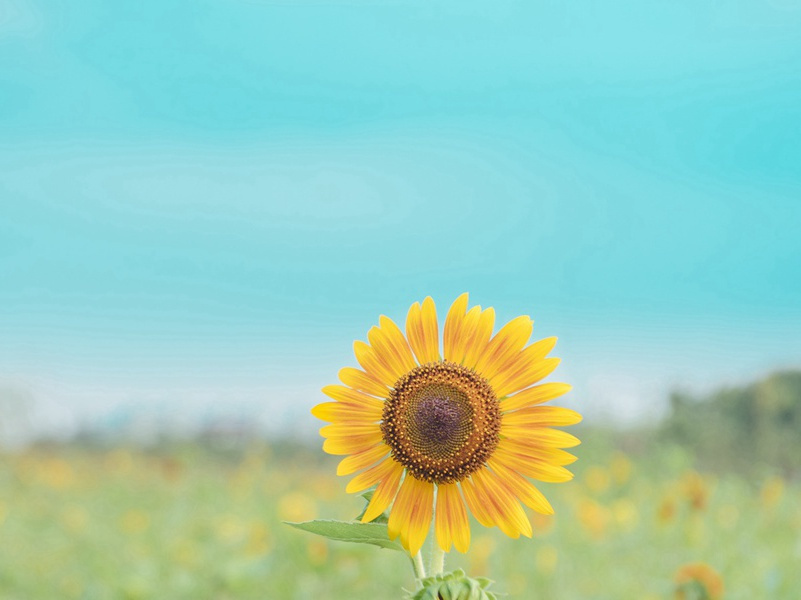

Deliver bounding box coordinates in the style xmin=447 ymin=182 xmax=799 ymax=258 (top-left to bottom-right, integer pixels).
xmin=284 ymin=519 xmax=404 ymax=551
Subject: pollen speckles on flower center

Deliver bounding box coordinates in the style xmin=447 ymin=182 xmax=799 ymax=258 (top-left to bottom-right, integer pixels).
xmin=381 ymin=361 xmax=501 ymax=485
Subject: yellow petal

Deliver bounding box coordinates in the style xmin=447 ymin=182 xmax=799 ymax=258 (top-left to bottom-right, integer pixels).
xmin=337 ymin=444 xmax=389 ymax=476
xmin=460 ymin=477 xmax=494 ymax=528
xmin=502 ymin=406 xmax=583 ymax=427
xmin=406 ymin=478 xmax=434 ymax=555
xmin=420 ymin=296 xmax=440 ymax=363
xmin=354 ymin=340 xmax=399 ymax=388
xmin=387 ymin=475 xmax=434 ymax=555
xmin=443 ymin=293 xmax=469 ymax=362
xmin=472 ymin=469 xmax=531 ymax=538
xmin=321 ymin=385 xmax=384 ymax=411
xmin=448 ymin=305 xmax=481 ymax=364
xmin=500 ymin=383 xmax=573 ymax=412
xmin=367 ymin=325 xmax=410 ymax=383
xmin=496 ymin=439 xmax=578 ymax=466
xmin=338 ymin=367 xmax=389 ymax=399
xmin=462 ymin=307 xmax=496 ymax=370
xmin=493 ymin=445 xmax=575 ymax=482
xmin=311 ymin=401 xmax=382 ymax=423
xmin=320 ymin=422 xmax=382 ymax=438
xmin=500 ymin=426 xmax=581 ymax=448
xmin=387 ymin=475 xmax=415 ymax=542
xmin=406 ymin=297 xmax=440 ymax=364
xmin=487 ymin=457 xmax=554 ymax=515
xmin=435 ymin=483 xmax=471 ymax=553
xmin=490 ymin=337 xmax=557 ymax=392
xmin=323 ymin=431 xmax=384 ymax=455
xmin=345 ymin=457 xmax=398 ymax=493
xmin=362 ymin=461 xmax=404 ymax=522
xmin=379 ymin=315 xmax=417 ymax=372
xmin=474 ymin=316 xmax=533 ymax=380
xmin=492 ymin=357 xmax=561 ymax=398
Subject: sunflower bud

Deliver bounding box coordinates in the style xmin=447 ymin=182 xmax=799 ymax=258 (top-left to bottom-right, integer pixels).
xmin=410 ymin=569 xmax=497 ymax=600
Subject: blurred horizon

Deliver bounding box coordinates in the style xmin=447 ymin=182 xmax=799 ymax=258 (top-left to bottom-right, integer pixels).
xmin=3 ymin=0 xmax=801 ymax=446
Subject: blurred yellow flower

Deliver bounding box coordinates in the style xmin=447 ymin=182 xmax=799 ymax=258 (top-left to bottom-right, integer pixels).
xmin=531 ymin=511 xmax=555 ymax=537
xmin=611 ymin=498 xmax=639 ymax=532
xmin=760 ymin=476 xmax=784 ymax=510
xmin=584 ymin=466 xmax=611 ymax=494
xmin=306 ymin=539 xmax=329 ymax=566
xmin=172 ymin=539 xmax=200 ymax=567
xmin=277 ymin=491 xmax=318 ymax=522
xmin=681 ymin=471 xmax=709 ymax=511
xmin=105 ymin=449 xmax=134 ymax=474
xmin=216 ymin=514 xmax=247 ymax=543
xmin=535 ymin=544 xmax=559 ymax=575
xmin=244 ymin=522 xmax=272 ymax=557
xmin=578 ymin=498 xmax=609 ymax=539
xmin=658 ymin=495 xmax=677 ymax=524
xmin=39 ymin=458 xmax=75 ymax=489
xmin=469 ymin=534 xmax=495 ymax=574
xmin=610 ymin=452 xmax=632 ymax=486
xmin=674 ymin=562 xmax=724 ymax=599
xmin=119 ymin=509 xmax=151 ymax=535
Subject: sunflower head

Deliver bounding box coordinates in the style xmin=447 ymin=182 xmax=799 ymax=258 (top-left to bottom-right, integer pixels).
xmin=312 ymin=294 xmax=581 ymax=556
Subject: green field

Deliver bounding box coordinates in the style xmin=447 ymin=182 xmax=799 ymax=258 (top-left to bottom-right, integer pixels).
xmin=1 ymin=433 xmax=797 ymax=599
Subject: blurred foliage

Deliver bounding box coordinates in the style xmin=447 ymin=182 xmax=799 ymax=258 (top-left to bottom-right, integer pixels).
xmin=661 ymin=370 xmax=801 ymax=475
xmin=1 ymin=433 xmax=800 ymax=599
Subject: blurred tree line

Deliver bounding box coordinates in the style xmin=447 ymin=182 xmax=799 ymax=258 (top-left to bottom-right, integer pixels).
xmin=661 ymin=370 xmax=801 ymax=476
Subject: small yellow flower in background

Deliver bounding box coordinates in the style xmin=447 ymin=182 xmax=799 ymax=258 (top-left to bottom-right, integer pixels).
xmin=244 ymin=522 xmax=272 ymax=557
xmin=760 ymin=476 xmax=784 ymax=510
xmin=611 ymin=498 xmax=639 ymax=532
xmin=39 ymin=458 xmax=75 ymax=489
xmin=577 ymin=498 xmax=609 ymax=539
xmin=105 ymin=449 xmax=134 ymax=474
xmin=468 ymin=534 xmax=495 ymax=574
xmin=172 ymin=539 xmax=200 ymax=567
xmin=531 ymin=511 xmax=555 ymax=537
xmin=674 ymin=562 xmax=724 ymax=599
xmin=658 ymin=495 xmax=677 ymax=524
xmin=584 ymin=466 xmax=611 ymax=494
xmin=306 ymin=539 xmax=329 ymax=566
xmin=535 ymin=544 xmax=559 ymax=575
xmin=119 ymin=509 xmax=151 ymax=535
xmin=216 ymin=514 xmax=247 ymax=543
xmin=681 ymin=471 xmax=710 ymax=511
xmin=610 ymin=452 xmax=632 ymax=485
xmin=312 ymin=294 xmax=581 ymax=556
xmin=277 ymin=491 xmax=318 ymax=522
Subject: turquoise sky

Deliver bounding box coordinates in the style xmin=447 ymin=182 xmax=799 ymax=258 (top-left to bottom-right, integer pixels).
xmin=2 ymin=0 xmax=800 ymax=439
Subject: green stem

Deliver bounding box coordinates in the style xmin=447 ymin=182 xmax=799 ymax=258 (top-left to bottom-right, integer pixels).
xmin=429 ymin=545 xmax=446 ymax=577
xmin=410 ymin=551 xmax=426 ymax=583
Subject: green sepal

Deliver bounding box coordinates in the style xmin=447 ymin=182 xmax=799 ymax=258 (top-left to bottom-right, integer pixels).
xmin=284 ymin=519 xmax=403 ymax=551
xmin=409 ymin=569 xmax=499 ymax=600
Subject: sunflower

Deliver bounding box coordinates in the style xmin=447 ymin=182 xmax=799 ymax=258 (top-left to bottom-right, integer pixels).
xmin=312 ymin=294 xmax=581 ymax=556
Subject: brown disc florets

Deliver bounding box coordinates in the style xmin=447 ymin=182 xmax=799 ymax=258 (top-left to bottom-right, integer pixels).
xmin=381 ymin=361 xmax=501 ymax=484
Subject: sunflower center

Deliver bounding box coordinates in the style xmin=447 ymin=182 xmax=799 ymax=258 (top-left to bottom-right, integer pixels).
xmin=381 ymin=361 xmax=501 ymax=485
